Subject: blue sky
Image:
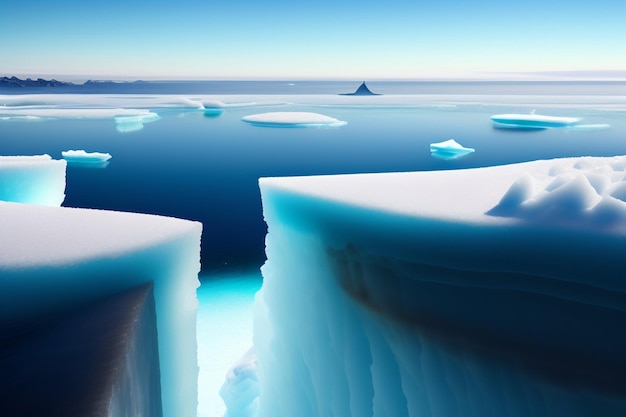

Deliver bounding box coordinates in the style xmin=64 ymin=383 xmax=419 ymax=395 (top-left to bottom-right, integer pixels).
xmin=1 ymin=0 xmax=625 ymax=81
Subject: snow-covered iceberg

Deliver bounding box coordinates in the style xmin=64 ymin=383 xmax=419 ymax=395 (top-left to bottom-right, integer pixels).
xmin=255 ymin=156 xmax=626 ymax=417
xmin=241 ymin=112 xmax=347 ymax=128
xmin=491 ymin=113 xmax=581 ymax=129
xmin=0 ymin=154 xmax=66 ymax=205
xmin=0 ymin=158 xmax=202 ymax=417
xmin=62 ymin=149 xmax=112 ymax=164
xmin=429 ymin=139 xmax=475 ymax=159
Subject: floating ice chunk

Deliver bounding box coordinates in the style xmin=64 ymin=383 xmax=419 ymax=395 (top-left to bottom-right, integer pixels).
xmin=220 ymin=348 xmax=260 ymax=417
xmin=62 ymin=149 xmax=112 ymax=165
xmin=203 ymin=100 xmax=225 ymax=117
xmin=115 ymin=112 xmax=161 ymax=133
xmin=429 ymin=139 xmax=475 ymax=160
xmin=241 ymin=112 xmax=347 ymax=128
xmin=0 ymin=154 xmax=66 ymax=206
xmin=491 ymin=113 xmax=581 ymax=129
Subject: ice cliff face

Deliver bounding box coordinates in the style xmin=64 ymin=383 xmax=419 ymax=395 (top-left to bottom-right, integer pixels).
xmin=255 ymin=156 xmax=626 ymax=417
xmin=0 ymin=155 xmax=202 ymax=417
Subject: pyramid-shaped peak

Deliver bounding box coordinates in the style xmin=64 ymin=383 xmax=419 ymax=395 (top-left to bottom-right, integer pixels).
xmin=341 ymin=81 xmax=381 ymax=96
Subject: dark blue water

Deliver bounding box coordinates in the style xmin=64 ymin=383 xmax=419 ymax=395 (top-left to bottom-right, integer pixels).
xmin=1 ymin=89 xmax=625 ymax=271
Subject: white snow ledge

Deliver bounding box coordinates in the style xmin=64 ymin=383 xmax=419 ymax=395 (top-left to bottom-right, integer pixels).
xmin=0 ymin=202 xmax=202 ymax=417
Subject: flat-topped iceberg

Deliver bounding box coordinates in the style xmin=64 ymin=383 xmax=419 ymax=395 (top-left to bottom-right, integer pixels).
xmin=254 ymin=155 xmax=626 ymax=417
xmin=0 ymin=202 xmax=202 ymax=417
xmin=491 ymin=113 xmax=581 ymax=129
xmin=62 ymin=149 xmax=112 ymax=164
xmin=241 ymin=112 xmax=347 ymax=128
xmin=0 ymin=154 xmax=66 ymax=205
xmin=0 ymin=156 xmax=201 ymax=417
xmin=430 ymin=139 xmax=475 ymax=159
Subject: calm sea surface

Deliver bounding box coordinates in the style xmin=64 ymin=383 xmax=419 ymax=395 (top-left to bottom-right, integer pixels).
xmin=1 ymin=81 xmax=626 ymax=270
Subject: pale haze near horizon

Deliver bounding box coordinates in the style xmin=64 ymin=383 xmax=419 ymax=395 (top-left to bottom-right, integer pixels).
xmin=1 ymin=0 xmax=625 ymax=82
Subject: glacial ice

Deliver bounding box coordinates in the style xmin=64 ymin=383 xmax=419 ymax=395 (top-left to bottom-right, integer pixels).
xmin=0 ymin=160 xmax=202 ymax=417
xmin=255 ymin=156 xmax=626 ymax=417
xmin=429 ymin=139 xmax=475 ymax=160
xmin=62 ymin=149 xmax=112 ymax=164
xmin=0 ymin=154 xmax=66 ymax=205
xmin=490 ymin=113 xmax=581 ymax=129
xmin=241 ymin=112 xmax=347 ymax=127
xmin=219 ymin=348 xmax=260 ymax=417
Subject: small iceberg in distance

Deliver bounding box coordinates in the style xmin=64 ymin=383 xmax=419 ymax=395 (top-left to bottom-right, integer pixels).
xmin=430 ymin=139 xmax=475 ymax=160
xmin=115 ymin=112 xmax=161 ymax=133
xmin=241 ymin=112 xmax=347 ymax=128
xmin=62 ymin=150 xmax=112 ymax=168
xmin=491 ymin=113 xmax=581 ymax=129
xmin=340 ymin=81 xmax=381 ymax=96
xmin=203 ymin=100 xmax=225 ymax=117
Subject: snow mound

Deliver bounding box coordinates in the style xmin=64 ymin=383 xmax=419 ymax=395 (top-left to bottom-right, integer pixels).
xmin=241 ymin=112 xmax=347 ymax=127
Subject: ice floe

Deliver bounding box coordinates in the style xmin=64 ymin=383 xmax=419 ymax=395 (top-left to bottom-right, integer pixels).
xmin=241 ymin=112 xmax=347 ymax=128
xmin=62 ymin=150 xmax=112 ymax=166
xmin=491 ymin=113 xmax=581 ymax=129
xmin=115 ymin=112 xmax=161 ymax=133
xmin=430 ymin=139 xmax=475 ymax=160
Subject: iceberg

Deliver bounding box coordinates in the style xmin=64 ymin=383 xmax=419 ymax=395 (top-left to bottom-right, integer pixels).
xmin=62 ymin=149 xmax=112 ymax=164
xmin=0 ymin=154 xmax=66 ymax=205
xmin=241 ymin=112 xmax=347 ymax=128
xmin=491 ymin=113 xmax=581 ymax=129
xmin=0 ymin=160 xmax=202 ymax=417
xmin=203 ymin=100 xmax=225 ymax=117
xmin=115 ymin=112 xmax=161 ymax=133
xmin=255 ymin=156 xmax=626 ymax=417
xmin=429 ymin=139 xmax=475 ymax=160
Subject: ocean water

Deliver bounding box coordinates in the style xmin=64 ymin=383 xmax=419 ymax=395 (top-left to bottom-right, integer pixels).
xmin=2 ymin=82 xmax=626 ymax=270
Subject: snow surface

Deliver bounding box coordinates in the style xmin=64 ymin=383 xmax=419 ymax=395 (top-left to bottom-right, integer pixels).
xmin=62 ymin=149 xmax=112 ymax=163
xmin=0 ymin=160 xmax=202 ymax=417
xmin=255 ymin=155 xmax=626 ymax=417
xmin=0 ymin=154 xmax=66 ymax=205
xmin=429 ymin=139 xmax=475 ymax=160
xmin=241 ymin=112 xmax=347 ymax=127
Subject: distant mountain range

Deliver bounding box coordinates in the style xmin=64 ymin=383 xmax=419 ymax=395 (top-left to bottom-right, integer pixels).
xmin=0 ymin=76 xmax=76 ymax=88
